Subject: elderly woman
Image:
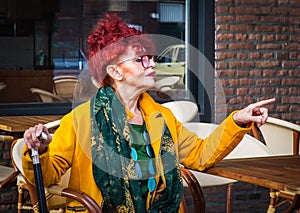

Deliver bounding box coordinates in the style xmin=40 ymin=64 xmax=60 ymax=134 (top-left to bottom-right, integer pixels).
xmin=22 ymin=13 xmax=275 ymax=213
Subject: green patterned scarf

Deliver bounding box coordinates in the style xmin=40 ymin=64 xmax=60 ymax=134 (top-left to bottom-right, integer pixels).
xmin=90 ymin=86 xmax=183 ymax=212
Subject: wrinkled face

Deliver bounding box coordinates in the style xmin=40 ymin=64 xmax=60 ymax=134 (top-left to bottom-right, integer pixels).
xmin=112 ymin=45 xmax=156 ymax=91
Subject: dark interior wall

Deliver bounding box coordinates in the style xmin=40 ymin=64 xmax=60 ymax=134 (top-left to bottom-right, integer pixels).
xmin=0 ymin=70 xmax=54 ymax=103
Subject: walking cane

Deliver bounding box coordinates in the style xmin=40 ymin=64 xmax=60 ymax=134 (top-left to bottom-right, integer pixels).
xmin=31 ymin=132 xmax=48 ymax=213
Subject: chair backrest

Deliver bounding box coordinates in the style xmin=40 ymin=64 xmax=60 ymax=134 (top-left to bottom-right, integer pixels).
xmin=154 ymin=76 xmax=181 ymax=91
xmin=162 ymin=100 xmax=199 ymax=123
xmin=183 ymin=122 xmax=274 ymax=159
xmin=53 ymin=78 xmax=78 ymax=100
xmin=257 ymin=117 xmax=300 ymax=155
xmin=30 ymin=88 xmax=70 ymax=102
xmin=53 ymin=75 xmax=77 ymax=81
xmin=182 ymin=122 xmax=274 ymax=189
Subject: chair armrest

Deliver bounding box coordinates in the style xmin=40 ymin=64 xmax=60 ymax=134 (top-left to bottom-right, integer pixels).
xmin=47 ymin=184 xmax=102 ymax=213
xmin=180 ymin=167 xmax=206 ymax=213
xmin=0 ymin=168 xmax=19 ymax=189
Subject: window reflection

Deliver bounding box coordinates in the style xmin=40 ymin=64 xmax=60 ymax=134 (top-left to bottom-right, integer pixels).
xmin=0 ymin=0 xmax=190 ymax=104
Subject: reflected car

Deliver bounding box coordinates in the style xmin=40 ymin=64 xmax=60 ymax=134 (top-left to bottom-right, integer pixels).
xmin=155 ymin=44 xmax=185 ymax=87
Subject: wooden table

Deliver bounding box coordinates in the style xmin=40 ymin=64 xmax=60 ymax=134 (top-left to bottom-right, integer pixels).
xmin=0 ymin=115 xmax=63 ymax=133
xmin=205 ymin=155 xmax=300 ymax=212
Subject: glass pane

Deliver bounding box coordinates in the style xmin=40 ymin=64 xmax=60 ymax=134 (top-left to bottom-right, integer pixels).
xmin=0 ymin=0 xmax=198 ymax=109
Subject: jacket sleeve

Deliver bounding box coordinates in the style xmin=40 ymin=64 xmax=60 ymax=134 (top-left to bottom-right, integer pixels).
xmin=176 ymin=112 xmax=252 ymax=171
xmin=22 ymin=112 xmax=75 ymax=186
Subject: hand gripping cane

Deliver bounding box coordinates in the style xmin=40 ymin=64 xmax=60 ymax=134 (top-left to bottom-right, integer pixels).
xmin=31 ymin=131 xmax=48 ymax=213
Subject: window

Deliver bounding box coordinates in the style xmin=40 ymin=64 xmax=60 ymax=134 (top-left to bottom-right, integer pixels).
xmin=0 ymin=0 xmax=214 ymax=122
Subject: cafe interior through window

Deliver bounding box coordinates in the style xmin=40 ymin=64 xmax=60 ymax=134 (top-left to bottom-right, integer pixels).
xmin=0 ymin=0 xmax=214 ymax=122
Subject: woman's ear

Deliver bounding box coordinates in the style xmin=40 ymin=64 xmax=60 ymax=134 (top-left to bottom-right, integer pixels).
xmin=106 ymin=65 xmax=123 ymax=81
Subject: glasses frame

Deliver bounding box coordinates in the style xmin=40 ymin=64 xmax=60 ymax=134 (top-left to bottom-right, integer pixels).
xmin=116 ymin=55 xmax=156 ymax=69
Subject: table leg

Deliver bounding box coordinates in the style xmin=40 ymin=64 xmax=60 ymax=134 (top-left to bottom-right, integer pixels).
xmin=226 ymin=183 xmax=233 ymax=213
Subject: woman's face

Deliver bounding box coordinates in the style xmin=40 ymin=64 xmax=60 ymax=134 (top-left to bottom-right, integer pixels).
xmin=114 ymin=45 xmax=156 ymax=91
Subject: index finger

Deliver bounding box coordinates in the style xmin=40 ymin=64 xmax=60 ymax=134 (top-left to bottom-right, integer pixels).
xmin=252 ymin=98 xmax=276 ymax=108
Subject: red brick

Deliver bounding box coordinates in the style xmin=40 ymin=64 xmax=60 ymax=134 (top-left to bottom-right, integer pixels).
xmin=249 ymin=69 xmax=262 ymax=76
xmin=217 ymin=69 xmax=236 ymax=77
xmin=289 ymin=69 xmax=300 ymax=76
xmin=229 ymin=61 xmax=254 ymax=68
xmin=229 ymin=24 xmax=254 ymax=32
xmin=248 ymin=34 xmax=261 ymax=40
xmin=216 ymin=51 xmax=235 ymax=59
xmin=282 ymin=78 xmax=300 ymax=86
xmin=282 ymin=43 xmax=300 ymax=50
xmin=289 ymin=8 xmax=300 ymax=15
xmin=236 ymin=53 xmax=248 ymax=59
xmin=261 ymin=87 xmax=275 ymax=94
xmin=282 ymin=25 xmax=300 ymax=32
xmin=282 ymin=60 xmax=300 ymax=68
xmin=215 ymin=5 xmax=229 ymax=13
xmin=262 ymin=34 xmax=274 ymax=42
xmin=262 ymin=52 xmax=274 ymax=59
xmin=216 ymin=16 xmax=235 ymax=23
xmin=235 ymin=33 xmax=247 ymax=41
xmin=278 ymin=0 xmax=289 ymax=5
xmin=256 ymin=78 xmax=280 ymax=86
xmin=255 ymin=25 xmax=281 ymax=33
xmin=236 ymin=15 xmax=260 ymax=22
xmin=216 ymin=33 xmax=235 ymax=41
xmin=249 ymin=52 xmax=261 ymax=59
xmin=288 ymin=87 xmax=300 ymax=95
xmin=276 ymin=34 xmax=288 ymax=41
xmin=290 ymin=0 xmax=300 ymax=5
xmin=263 ymin=70 xmax=276 ymax=76
xmin=289 ymin=52 xmax=300 ymax=59
xmin=256 ymin=60 xmax=280 ymax=68
xmin=256 ymin=43 xmax=281 ymax=50
xmin=276 ymin=105 xmax=289 ymax=112
xmin=277 ymin=52 xmax=289 ymax=59
xmin=236 ymin=70 xmax=249 ymax=77
xmin=282 ymin=96 xmax=300 ymax=104
xmin=215 ymin=61 xmax=228 ymax=69
xmin=216 ymin=24 xmax=229 ymax=31
xmin=272 ymin=7 xmax=290 ymax=14
xmin=249 ymin=88 xmax=261 ymax=95
xmin=276 ymin=87 xmax=288 ymax=94
xmin=229 ymin=42 xmax=254 ymax=50
xmin=216 ymin=43 xmax=228 ymax=50
xmin=240 ymin=78 xmax=254 ymax=85
xmin=236 ymin=88 xmax=248 ymax=95
xmin=230 ymin=6 xmax=271 ymax=15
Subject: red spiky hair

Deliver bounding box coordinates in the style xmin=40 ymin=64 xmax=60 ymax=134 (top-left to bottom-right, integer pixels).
xmin=87 ymin=13 xmax=154 ymax=87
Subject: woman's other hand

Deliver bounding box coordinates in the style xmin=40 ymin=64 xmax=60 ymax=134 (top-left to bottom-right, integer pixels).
xmin=23 ymin=124 xmax=52 ymax=153
xmin=233 ymin=98 xmax=276 ymax=127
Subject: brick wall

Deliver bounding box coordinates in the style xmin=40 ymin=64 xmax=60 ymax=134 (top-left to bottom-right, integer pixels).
xmin=200 ymin=0 xmax=300 ymax=212
xmin=215 ymin=0 xmax=300 ymax=124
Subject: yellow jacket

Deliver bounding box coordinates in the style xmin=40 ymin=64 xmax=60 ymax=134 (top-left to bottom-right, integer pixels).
xmin=22 ymin=93 xmax=251 ymax=212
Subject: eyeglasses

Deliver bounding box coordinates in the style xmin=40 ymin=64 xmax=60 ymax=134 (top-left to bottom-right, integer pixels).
xmin=117 ymin=55 xmax=156 ymax=69
xmin=130 ymin=128 xmax=157 ymax=194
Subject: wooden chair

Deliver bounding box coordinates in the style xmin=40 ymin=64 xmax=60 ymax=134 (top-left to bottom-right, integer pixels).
xmin=11 ymin=120 xmax=102 ymax=213
xmin=180 ymin=167 xmax=206 ymax=213
xmin=30 ymin=88 xmax=70 ymax=102
xmin=52 ymin=75 xmax=77 ymax=81
xmin=252 ymin=117 xmax=300 ymax=212
xmin=10 ymin=120 xmax=204 ymax=212
xmin=0 ymin=135 xmax=19 ymax=206
xmin=53 ymin=78 xmax=78 ymax=100
xmin=162 ymin=100 xmax=199 ymax=123
xmin=183 ymin=122 xmax=274 ymax=213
